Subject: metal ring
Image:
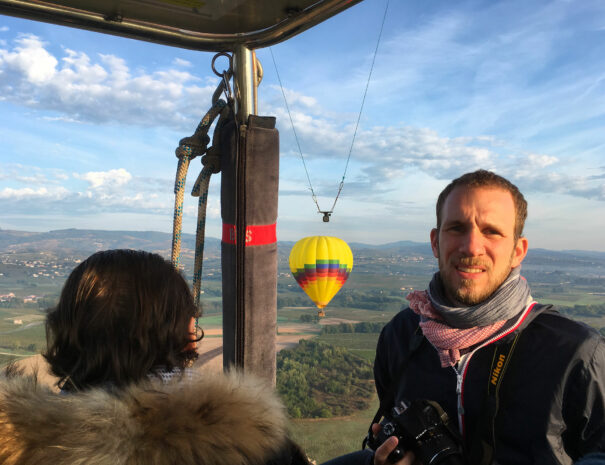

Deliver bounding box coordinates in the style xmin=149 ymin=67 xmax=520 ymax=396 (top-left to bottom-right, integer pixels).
xmin=211 ymin=52 xmax=233 ymax=77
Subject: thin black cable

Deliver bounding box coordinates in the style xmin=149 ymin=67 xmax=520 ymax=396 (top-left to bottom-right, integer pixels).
xmin=269 ymin=47 xmax=322 ymax=212
xmin=271 ymin=0 xmax=390 ymax=216
xmin=331 ymin=0 xmax=390 ymax=211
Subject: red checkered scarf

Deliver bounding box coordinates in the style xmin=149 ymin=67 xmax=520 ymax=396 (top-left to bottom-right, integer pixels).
xmin=407 ymin=290 xmax=506 ymax=367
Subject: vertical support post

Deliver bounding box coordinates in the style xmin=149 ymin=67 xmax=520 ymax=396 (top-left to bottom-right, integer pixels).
xmin=234 ymin=44 xmax=255 ymax=125
xmin=221 ymin=44 xmax=278 ymax=385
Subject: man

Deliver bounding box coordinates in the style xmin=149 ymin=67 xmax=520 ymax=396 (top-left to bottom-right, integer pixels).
xmin=371 ymin=170 xmax=605 ymax=464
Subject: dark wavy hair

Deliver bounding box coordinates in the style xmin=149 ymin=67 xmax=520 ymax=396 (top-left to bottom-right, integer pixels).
xmin=44 ymin=249 xmax=201 ymax=391
xmin=436 ymin=169 xmax=528 ymax=240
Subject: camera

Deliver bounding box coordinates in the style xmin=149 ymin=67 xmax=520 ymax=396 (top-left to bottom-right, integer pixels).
xmin=367 ymin=399 xmax=465 ymax=465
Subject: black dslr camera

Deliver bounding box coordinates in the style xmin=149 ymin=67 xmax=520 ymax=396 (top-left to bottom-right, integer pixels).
xmin=367 ymin=399 xmax=465 ymax=465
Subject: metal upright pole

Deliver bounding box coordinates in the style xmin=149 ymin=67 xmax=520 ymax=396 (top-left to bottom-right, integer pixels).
xmin=234 ymin=44 xmax=255 ymax=124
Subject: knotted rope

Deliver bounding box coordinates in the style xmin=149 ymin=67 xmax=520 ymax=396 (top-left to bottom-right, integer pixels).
xmin=190 ymin=103 xmax=232 ymax=306
xmin=171 ymin=99 xmax=227 ymax=290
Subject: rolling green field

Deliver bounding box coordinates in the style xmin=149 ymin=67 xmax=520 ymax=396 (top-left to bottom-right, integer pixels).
xmin=279 ymin=306 xmax=398 ymax=323
xmin=316 ymin=333 xmax=381 ymax=361
xmin=539 ymin=294 xmax=605 ymax=307
xmin=346 ymin=272 xmax=429 ymax=290
xmin=0 ymin=307 xmax=46 ymax=360
xmin=289 ymin=395 xmax=379 ymax=463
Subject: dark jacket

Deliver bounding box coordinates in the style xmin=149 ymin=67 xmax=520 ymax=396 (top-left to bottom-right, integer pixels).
xmin=0 ymin=369 xmax=308 ymax=465
xmin=374 ymin=303 xmax=605 ymax=465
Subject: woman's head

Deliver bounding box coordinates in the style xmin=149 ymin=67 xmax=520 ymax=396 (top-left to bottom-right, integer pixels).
xmin=44 ymin=249 xmax=200 ymax=391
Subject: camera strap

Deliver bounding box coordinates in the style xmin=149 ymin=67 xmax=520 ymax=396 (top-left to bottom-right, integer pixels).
xmin=467 ymin=332 xmax=521 ymax=465
xmin=362 ymin=325 xmax=425 ymax=450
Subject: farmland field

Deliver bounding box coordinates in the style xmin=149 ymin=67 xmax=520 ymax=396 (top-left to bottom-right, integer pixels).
xmin=289 ymin=396 xmax=379 ymax=463
xmin=316 ymin=333 xmax=381 ymax=361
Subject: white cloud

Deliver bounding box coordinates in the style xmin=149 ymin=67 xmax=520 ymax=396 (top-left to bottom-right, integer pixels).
xmin=0 ymin=35 xmax=215 ymax=129
xmin=0 ymin=26 xmax=8 ymax=32
xmin=526 ymin=154 xmax=559 ymax=169
xmin=268 ymin=87 xmax=605 ymax=203
xmin=270 ymin=85 xmax=318 ymax=110
xmin=0 ymin=34 xmax=57 ymax=83
xmin=0 ymin=164 xmax=181 ymax=217
xmin=173 ymin=57 xmax=192 ymax=67
xmin=42 ymin=115 xmax=83 ymax=123
xmin=75 ymin=168 xmax=132 ymax=189
xmin=0 ymin=186 xmax=69 ymax=200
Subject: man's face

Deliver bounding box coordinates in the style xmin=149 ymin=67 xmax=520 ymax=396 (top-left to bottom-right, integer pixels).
xmin=430 ymin=186 xmax=528 ymax=306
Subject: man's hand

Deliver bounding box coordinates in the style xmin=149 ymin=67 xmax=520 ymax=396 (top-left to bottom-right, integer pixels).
xmin=371 ymin=423 xmax=416 ymax=465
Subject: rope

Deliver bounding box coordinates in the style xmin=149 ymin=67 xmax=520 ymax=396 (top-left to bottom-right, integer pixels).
xmin=271 ymin=0 xmax=391 ymax=218
xmin=191 ymin=104 xmax=232 ymax=307
xmin=171 ymin=99 xmax=227 ymax=269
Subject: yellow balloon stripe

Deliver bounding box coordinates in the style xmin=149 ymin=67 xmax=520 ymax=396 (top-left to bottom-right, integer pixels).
xmin=322 ymin=237 xmax=340 ymax=306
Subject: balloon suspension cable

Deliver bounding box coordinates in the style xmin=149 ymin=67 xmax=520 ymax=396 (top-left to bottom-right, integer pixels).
xmin=270 ymin=0 xmax=390 ymax=222
xmin=269 ymin=47 xmax=322 ymax=214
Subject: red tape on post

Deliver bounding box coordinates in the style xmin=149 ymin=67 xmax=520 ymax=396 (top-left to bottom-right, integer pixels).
xmin=222 ymin=223 xmax=277 ymax=246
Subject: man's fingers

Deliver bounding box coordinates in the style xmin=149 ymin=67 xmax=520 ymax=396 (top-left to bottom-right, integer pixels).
xmin=374 ymin=436 xmax=415 ymax=465
xmin=374 ymin=436 xmax=398 ymax=465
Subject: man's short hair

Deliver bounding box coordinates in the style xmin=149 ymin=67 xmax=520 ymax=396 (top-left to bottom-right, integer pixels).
xmin=436 ymin=169 xmax=528 ymax=239
xmin=44 ymin=249 xmax=200 ymax=391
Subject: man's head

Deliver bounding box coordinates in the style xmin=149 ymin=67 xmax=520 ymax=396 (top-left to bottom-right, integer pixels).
xmin=435 ymin=170 xmax=527 ymax=240
xmin=430 ymin=170 xmax=529 ymax=306
xmin=44 ymin=249 xmax=200 ymax=391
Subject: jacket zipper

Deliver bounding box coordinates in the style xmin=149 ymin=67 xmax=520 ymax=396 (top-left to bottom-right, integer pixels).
xmin=450 ymin=301 xmax=536 ymax=438
xmin=453 ymin=365 xmax=465 ymax=433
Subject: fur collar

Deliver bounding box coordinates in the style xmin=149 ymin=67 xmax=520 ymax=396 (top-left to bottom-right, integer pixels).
xmin=0 ymin=370 xmax=289 ymax=465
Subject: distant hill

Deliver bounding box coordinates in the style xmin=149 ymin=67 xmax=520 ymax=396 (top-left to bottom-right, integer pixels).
xmin=350 ymin=240 xmax=433 ymax=256
xmin=0 ymin=228 xmax=220 ymax=257
xmin=1 ymin=228 xmax=604 ymax=272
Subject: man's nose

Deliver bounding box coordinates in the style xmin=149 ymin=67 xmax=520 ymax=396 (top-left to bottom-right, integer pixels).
xmin=459 ymin=228 xmax=485 ymax=256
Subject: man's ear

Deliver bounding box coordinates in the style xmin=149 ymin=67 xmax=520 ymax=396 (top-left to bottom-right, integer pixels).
xmin=511 ymin=236 xmax=529 ymax=268
xmin=430 ymin=228 xmax=439 ymax=258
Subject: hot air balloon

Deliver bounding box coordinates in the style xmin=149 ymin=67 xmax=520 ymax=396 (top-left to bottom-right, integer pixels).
xmin=289 ymin=236 xmax=353 ymax=316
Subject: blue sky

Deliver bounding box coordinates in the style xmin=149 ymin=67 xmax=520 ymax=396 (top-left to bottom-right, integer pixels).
xmin=1 ymin=0 xmax=604 ymax=251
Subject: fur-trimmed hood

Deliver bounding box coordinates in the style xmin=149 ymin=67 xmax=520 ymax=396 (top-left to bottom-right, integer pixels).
xmin=0 ymin=370 xmax=292 ymax=465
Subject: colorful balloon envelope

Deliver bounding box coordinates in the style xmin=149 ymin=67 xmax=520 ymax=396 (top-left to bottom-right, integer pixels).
xmin=289 ymin=236 xmax=353 ymax=310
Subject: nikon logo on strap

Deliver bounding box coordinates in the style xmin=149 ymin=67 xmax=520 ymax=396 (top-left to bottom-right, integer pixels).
xmin=491 ymin=354 xmax=507 ymax=385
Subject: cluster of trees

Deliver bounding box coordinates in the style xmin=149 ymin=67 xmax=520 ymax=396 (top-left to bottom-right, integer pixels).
xmin=277 ymin=294 xmax=310 ymax=308
xmin=321 ymin=321 xmax=385 ymax=334
xmin=276 ymin=339 xmax=374 ymax=418
xmin=559 ymin=304 xmax=605 ymax=318
xmin=200 ymin=299 xmax=222 ymax=314
xmin=0 ymin=296 xmax=57 ymax=309
xmin=299 ymin=314 xmax=320 ymax=323
xmin=330 ymin=289 xmax=405 ymax=311
xmin=0 ymin=342 xmax=39 ymax=353
xmin=556 ymin=304 xmax=605 ymax=337
xmin=278 ymin=289 xmax=406 ymax=312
